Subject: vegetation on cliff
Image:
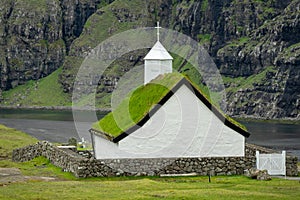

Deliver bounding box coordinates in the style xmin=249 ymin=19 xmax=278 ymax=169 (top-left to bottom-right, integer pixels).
xmin=1 ymin=68 xmax=71 ymax=106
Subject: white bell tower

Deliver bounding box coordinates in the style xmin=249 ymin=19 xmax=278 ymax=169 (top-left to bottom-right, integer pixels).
xmin=144 ymin=22 xmax=173 ymax=85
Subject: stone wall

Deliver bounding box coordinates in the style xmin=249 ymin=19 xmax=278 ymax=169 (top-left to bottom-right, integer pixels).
xmin=12 ymin=141 xmax=117 ymax=177
xmin=12 ymin=141 xmax=298 ymax=178
xmin=101 ymin=157 xmax=255 ymax=176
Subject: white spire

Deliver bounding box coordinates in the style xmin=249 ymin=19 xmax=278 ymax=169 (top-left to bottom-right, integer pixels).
xmin=144 ymin=21 xmax=172 ymax=60
xmin=144 ymin=41 xmax=173 ymax=60
xmin=143 ymin=22 xmax=173 ymax=85
xmin=155 ymin=21 xmax=161 ymax=41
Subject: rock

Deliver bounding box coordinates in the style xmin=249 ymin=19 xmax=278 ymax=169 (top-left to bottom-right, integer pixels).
xmin=244 ymin=168 xmax=272 ymax=181
xmin=116 ymin=169 xmax=124 ymax=176
xmin=216 ymin=1 xmax=300 ymax=119
xmin=12 ymin=141 xmax=298 ymax=178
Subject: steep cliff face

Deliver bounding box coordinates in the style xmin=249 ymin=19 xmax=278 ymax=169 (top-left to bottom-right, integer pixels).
xmin=216 ymin=1 xmax=300 ymax=118
xmin=162 ymin=0 xmax=292 ymax=55
xmin=155 ymin=0 xmax=299 ymax=119
xmin=0 ymin=0 xmax=63 ymax=90
xmin=60 ymin=0 xmax=112 ymax=52
xmin=59 ymin=0 xmax=151 ymax=94
xmin=0 ymin=0 xmax=104 ymax=90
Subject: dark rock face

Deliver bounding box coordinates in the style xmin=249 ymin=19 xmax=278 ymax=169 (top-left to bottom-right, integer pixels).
xmin=60 ymin=0 xmax=108 ymax=52
xmin=0 ymin=0 xmax=62 ymax=90
xmin=0 ymin=0 xmax=103 ymax=90
xmin=159 ymin=0 xmax=299 ymax=119
xmin=216 ymin=1 xmax=300 ymax=119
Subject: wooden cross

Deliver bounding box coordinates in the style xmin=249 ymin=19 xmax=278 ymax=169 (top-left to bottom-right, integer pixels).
xmin=155 ymin=21 xmax=161 ymax=41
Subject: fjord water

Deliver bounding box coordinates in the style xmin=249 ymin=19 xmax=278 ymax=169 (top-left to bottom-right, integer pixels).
xmin=241 ymin=120 xmax=300 ymax=159
xmin=0 ymin=108 xmax=107 ymax=143
xmin=0 ymin=109 xmax=299 ymax=158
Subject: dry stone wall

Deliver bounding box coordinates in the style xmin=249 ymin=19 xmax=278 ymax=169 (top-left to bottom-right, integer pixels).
xmin=12 ymin=141 xmax=298 ymax=178
xmin=12 ymin=141 xmax=116 ymax=177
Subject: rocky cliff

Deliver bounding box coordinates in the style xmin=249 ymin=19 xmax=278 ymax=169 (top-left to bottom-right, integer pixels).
xmin=215 ymin=0 xmax=300 ymax=119
xmin=0 ymin=0 xmax=109 ymax=90
xmin=0 ymin=0 xmax=299 ymax=120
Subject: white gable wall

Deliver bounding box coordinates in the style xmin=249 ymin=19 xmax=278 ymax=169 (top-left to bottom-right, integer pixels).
xmin=93 ymin=84 xmax=245 ymax=159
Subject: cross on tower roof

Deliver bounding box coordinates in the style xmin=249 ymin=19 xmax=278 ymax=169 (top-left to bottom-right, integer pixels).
xmin=155 ymin=21 xmax=161 ymax=41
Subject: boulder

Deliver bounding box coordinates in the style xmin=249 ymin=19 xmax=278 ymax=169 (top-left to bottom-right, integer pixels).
xmin=244 ymin=168 xmax=272 ymax=181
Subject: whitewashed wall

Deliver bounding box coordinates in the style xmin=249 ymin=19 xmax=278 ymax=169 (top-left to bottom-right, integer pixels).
xmin=93 ymin=84 xmax=245 ymax=159
xmin=144 ymin=60 xmax=172 ymax=84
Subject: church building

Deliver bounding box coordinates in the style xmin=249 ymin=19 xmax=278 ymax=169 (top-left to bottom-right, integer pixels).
xmin=90 ymin=23 xmax=250 ymax=159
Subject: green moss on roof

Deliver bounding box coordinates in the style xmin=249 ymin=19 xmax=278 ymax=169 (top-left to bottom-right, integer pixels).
xmin=92 ymin=72 xmax=248 ymax=138
xmin=226 ymin=115 xmax=247 ymax=133
xmin=92 ymin=73 xmax=184 ymax=137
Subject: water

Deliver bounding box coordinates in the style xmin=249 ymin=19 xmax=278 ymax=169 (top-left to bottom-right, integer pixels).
xmin=0 ymin=108 xmax=107 ymax=143
xmin=0 ymin=108 xmax=107 ymax=122
xmin=240 ymin=120 xmax=300 ymax=159
xmin=0 ymin=109 xmax=299 ymax=158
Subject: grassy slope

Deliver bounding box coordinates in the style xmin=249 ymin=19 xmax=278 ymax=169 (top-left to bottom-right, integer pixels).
xmin=1 ymin=0 xmax=289 ymax=114
xmin=0 ymin=124 xmax=38 ymax=159
xmin=1 ymin=68 xmax=71 ymax=106
xmin=1 ymin=0 xmax=277 ymax=111
xmin=62 ymin=0 xmax=150 ymax=108
xmin=72 ymin=0 xmax=147 ymax=50
xmin=222 ymin=66 xmax=277 ymax=94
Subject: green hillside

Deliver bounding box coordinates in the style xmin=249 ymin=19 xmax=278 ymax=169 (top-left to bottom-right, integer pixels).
xmin=1 ymin=0 xmax=299 ymax=119
xmin=1 ymin=68 xmax=71 ymax=107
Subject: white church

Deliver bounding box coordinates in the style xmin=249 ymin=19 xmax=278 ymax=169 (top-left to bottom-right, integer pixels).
xmin=90 ymin=23 xmax=250 ymax=159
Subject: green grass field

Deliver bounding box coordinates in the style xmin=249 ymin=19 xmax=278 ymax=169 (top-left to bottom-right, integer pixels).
xmin=0 ymin=124 xmax=38 ymax=159
xmin=1 ymin=176 xmax=300 ymax=200
xmin=0 ymin=124 xmax=74 ymax=179
xmin=0 ymin=124 xmax=299 ymax=200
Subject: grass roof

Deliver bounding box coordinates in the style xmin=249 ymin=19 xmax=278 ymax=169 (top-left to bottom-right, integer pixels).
xmin=92 ymin=73 xmax=184 ymax=137
xmin=92 ymin=72 xmax=248 ymax=138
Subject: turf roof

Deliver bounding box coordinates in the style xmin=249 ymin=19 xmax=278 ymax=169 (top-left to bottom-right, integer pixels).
xmin=92 ymin=72 xmax=183 ymax=137
xmin=92 ymin=72 xmax=249 ymax=140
